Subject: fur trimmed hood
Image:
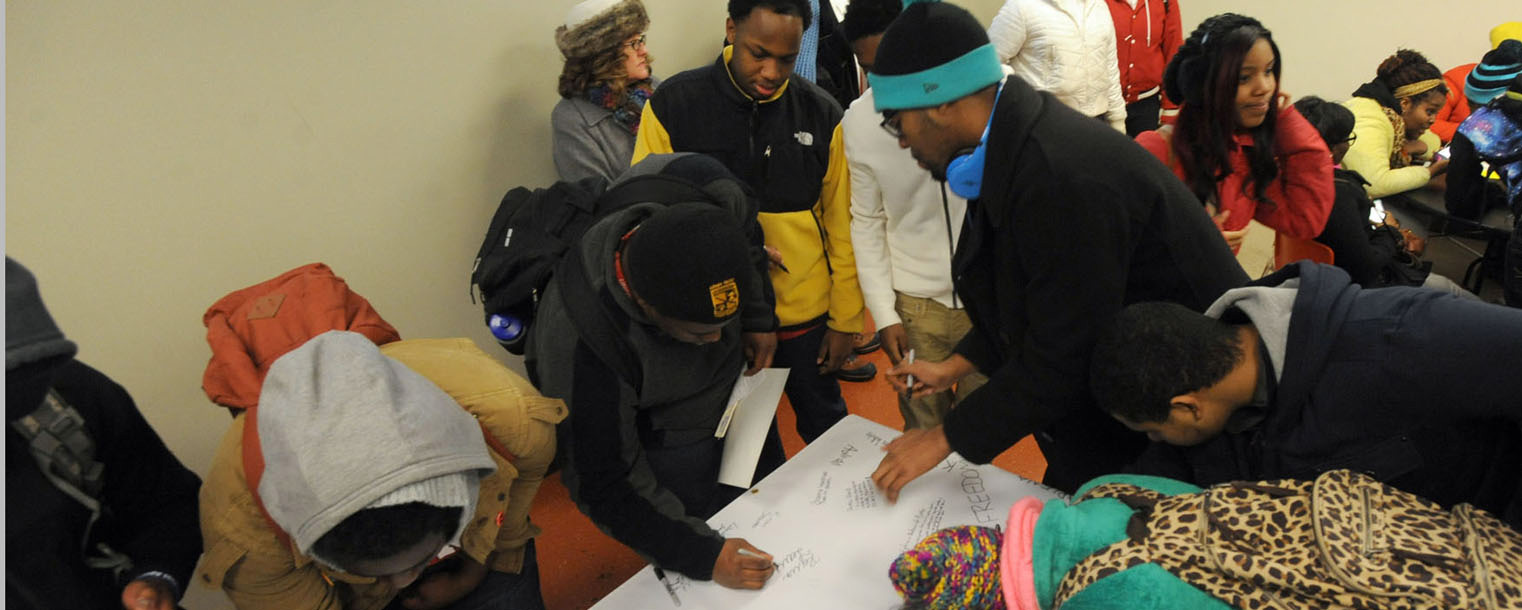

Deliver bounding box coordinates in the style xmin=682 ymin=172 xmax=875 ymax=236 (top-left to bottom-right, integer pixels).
xmin=555 ymin=0 xmax=648 ymax=59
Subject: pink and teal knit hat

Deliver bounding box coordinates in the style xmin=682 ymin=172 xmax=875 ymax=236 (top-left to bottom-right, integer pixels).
xmin=890 ymin=525 xmax=1006 ymax=610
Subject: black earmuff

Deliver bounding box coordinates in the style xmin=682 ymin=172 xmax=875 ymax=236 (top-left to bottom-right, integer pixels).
xmin=1177 ymin=54 xmax=1209 ymax=107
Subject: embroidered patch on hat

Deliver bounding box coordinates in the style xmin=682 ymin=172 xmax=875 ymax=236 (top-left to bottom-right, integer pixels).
xmin=709 ymin=278 xmax=739 ymax=318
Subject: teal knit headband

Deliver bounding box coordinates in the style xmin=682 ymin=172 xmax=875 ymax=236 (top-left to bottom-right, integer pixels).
xmin=870 ymin=43 xmax=1003 ymax=111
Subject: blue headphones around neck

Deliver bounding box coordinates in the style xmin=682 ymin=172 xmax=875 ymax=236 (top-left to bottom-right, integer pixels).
xmin=944 ymin=80 xmax=1004 ymax=200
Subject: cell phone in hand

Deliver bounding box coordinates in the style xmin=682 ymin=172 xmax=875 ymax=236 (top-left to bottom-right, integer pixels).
xmin=1368 ymin=199 xmax=1387 ymax=224
xmin=1436 ymin=146 xmax=1452 ymax=161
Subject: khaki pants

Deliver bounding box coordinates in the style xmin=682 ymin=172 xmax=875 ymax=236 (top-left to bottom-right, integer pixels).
xmin=894 ymin=293 xmax=987 ymax=430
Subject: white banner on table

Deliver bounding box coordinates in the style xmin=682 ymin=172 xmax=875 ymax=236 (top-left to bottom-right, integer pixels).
xmin=593 ymin=414 xmax=1065 ymax=609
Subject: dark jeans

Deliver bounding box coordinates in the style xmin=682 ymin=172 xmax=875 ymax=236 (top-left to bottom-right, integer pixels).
xmin=385 ymin=539 xmax=545 ymax=610
xmin=773 ymin=324 xmax=848 ymax=443
xmin=644 ymin=428 xmax=786 ymax=518
xmin=1124 ymin=94 xmax=1163 ymax=137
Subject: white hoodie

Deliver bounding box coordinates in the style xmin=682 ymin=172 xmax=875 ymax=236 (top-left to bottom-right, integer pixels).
xmin=845 ymin=87 xmax=969 ymax=328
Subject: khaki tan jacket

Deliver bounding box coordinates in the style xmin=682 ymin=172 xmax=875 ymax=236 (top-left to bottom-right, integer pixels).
xmin=197 ymin=338 xmax=565 ymax=610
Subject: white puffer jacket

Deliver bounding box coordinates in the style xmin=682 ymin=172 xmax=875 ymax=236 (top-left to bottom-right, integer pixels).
xmin=989 ymin=0 xmax=1126 ymax=132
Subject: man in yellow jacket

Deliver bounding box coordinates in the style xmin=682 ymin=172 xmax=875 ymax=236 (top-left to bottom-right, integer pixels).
xmin=197 ymin=332 xmax=565 ymax=610
xmin=632 ymin=0 xmax=863 ymax=443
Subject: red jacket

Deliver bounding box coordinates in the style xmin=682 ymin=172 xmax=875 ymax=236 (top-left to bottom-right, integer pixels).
xmin=1136 ymin=106 xmax=1334 ymax=241
xmin=1432 ymin=63 xmax=1474 ymax=143
xmin=201 ymin=263 xmax=400 ymax=410
xmin=1108 ymin=0 xmax=1182 ymax=112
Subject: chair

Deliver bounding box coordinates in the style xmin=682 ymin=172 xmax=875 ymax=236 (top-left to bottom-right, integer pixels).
xmin=1273 ymin=233 xmax=1335 ymax=270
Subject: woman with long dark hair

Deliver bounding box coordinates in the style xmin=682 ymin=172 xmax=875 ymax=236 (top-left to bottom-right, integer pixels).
xmin=551 ymin=0 xmax=657 ymax=184
xmin=1343 ymin=49 xmax=1449 ymax=198
xmin=1135 ymin=13 xmax=1333 ymax=252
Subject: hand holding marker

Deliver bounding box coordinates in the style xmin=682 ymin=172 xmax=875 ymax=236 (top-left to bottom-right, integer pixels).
xmin=737 ymin=546 xmax=779 ymax=569
xmin=902 ymin=349 xmax=917 ymax=398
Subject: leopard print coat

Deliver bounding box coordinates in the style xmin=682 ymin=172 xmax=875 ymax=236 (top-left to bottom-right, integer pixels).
xmin=1054 ymin=470 xmax=1522 ymax=609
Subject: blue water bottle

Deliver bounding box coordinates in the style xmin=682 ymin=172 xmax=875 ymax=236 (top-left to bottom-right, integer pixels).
xmin=488 ymin=313 xmax=528 ymax=354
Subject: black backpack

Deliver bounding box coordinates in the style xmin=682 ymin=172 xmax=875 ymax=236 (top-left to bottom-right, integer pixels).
xmin=469 ymin=157 xmax=733 ymax=360
xmin=470 ymin=176 xmax=605 ymax=355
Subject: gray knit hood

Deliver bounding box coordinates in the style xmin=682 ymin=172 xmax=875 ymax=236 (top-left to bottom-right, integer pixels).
xmin=1204 ymin=278 xmax=1298 ymax=381
xmin=6 ymin=258 xmax=80 ymax=420
xmin=5 ymin=257 xmax=77 ymax=374
xmin=256 ymin=331 xmax=497 ymax=557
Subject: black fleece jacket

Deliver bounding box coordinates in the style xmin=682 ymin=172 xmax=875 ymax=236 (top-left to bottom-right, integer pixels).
xmin=7 ymin=360 xmax=203 ymax=609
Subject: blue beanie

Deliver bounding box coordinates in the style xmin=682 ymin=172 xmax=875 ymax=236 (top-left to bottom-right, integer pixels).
xmin=869 ymin=0 xmax=1003 ymax=112
xmin=1466 ymin=40 xmax=1522 ymax=105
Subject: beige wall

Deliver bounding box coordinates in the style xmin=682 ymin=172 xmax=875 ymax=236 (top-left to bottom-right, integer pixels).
xmin=1180 ymin=1 xmax=1516 ymax=104
xmin=1 ymin=0 xmax=1511 ymax=607
xmin=5 ymin=0 xmax=1007 ymax=478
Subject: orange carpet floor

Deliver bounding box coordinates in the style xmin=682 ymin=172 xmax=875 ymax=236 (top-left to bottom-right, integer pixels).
xmin=528 ymin=341 xmax=1047 ymax=610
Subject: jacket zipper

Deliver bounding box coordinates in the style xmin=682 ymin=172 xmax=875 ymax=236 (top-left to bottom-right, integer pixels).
xmin=1361 ymin=487 xmax=1373 ymax=557
xmin=749 ymin=100 xmax=760 ymax=181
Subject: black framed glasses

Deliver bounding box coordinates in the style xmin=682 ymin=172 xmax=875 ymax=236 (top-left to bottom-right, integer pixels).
xmin=623 ymin=35 xmax=647 ymax=52
xmin=1341 ymin=133 xmax=1357 ymax=145
xmin=880 ymin=109 xmax=903 ymax=139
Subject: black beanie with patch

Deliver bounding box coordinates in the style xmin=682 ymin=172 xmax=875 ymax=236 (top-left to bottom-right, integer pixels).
xmin=623 ymin=203 xmax=749 ymax=324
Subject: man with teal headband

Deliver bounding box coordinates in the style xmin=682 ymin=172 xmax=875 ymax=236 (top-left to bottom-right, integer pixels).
xmin=868 ymin=0 xmax=1247 ymax=498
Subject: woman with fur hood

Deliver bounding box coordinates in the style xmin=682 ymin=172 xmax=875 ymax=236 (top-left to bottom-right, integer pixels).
xmin=551 ymin=0 xmax=659 ymax=184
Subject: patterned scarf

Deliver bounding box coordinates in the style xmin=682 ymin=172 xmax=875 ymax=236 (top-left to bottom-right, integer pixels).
xmin=1380 ymin=107 xmax=1415 ymax=168
xmin=584 ymin=79 xmax=655 ymax=136
xmin=1352 ymin=79 xmax=1419 ymax=168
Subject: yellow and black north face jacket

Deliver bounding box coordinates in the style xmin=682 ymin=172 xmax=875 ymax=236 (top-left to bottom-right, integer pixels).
xmin=632 ymin=47 xmax=862 ymax=333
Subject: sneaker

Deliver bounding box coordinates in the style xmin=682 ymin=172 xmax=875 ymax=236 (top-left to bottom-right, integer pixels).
xmin=835 ymin=356 xmax=878 ymax=382
xmin=853 ymin=331 xmax=881 ymax=355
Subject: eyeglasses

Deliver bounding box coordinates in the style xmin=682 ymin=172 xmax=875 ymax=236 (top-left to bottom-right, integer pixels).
xmin=880 ymin=109 xmax=903 ymax=139
xmin=623 ymin=35 xmax=647 ymax=52
xmin=1340 ymin=133 xmax=1357 ymax=145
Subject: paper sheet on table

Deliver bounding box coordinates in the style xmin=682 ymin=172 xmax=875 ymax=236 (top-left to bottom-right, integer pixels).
xmin=716 ymin=368 xmax=788 ymax=488
xmin=593 ymin=415 xmax=1065 ymax=609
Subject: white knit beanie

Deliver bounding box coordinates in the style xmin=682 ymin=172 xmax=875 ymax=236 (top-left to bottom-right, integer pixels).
xmin=564 ymin=0 xmax=623 ymax=30
xmin=555 ymin=0 xmax=649 ymax=59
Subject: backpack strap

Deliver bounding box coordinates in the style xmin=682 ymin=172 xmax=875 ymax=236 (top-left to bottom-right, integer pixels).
xmin=11 ymin=391 xmax=135 ymax=578
xmin=476 ymin=422 xmax=517 ymax=464
xmin=597 ymin=174 xmax=717 ymax=211
xmin=240 ymin=405 xmax=294 ymax=550
xmin=554 ymin=245 xmax=645 ymax=394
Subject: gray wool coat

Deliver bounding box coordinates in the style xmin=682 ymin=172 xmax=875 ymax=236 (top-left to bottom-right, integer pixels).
xmin=550 ymin=78 xmax=659 ymax=184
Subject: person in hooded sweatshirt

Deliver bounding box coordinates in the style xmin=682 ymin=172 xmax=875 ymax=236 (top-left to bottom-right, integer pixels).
xmin=6 ymin=257 xmax=203 ymax=610
xmin=196 ymin=330 xmax=565 ymax=610
xmin=524 ymin=153 xmax=785 ymax=591
xmin=1089 ymin=261 xmax=1522 ymax=529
